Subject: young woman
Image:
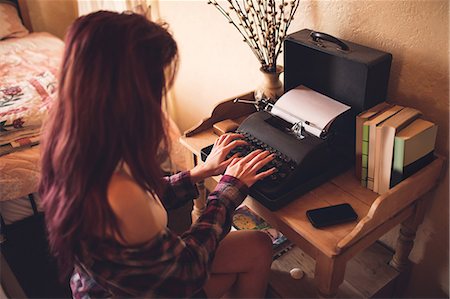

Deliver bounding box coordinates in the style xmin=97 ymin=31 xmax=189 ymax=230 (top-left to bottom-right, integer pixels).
xmin=39 ymin=11 xmax=277 ymax=298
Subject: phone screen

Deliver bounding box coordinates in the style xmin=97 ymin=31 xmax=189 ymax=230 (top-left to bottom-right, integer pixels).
xmin=306 ymin=203 xmax=357 ymax=228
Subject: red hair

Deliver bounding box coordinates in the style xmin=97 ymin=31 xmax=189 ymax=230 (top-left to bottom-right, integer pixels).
xmin=39 ymin=11 xmax=178 ymax=278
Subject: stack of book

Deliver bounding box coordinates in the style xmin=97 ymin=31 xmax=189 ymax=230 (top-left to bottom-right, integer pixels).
xmin=355 ymin=103 xmax=438 ymax=194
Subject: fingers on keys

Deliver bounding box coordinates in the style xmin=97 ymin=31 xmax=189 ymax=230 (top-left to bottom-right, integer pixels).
xmin=251 ymin=152 xmax=276 ymax=171
xmin=215 ymin=133 xmax=244 ymax=146
xmin=223 ymin=139 xmax=248 ymax=151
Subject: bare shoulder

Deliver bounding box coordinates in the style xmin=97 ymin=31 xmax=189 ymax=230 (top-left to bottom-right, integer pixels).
xmin=108 ymin=172 xmax=147 ymax=208
xmin=107 ymin=172 xmax=165 ymax=245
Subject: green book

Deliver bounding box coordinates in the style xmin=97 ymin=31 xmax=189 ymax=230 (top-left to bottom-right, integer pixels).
xmin=361 ymin=125 xmax=370 ymax=187
xmin=391 ymin=119 xmax=437 ymax=187
xmin=361 ymin=105 xmax=403 ymax=188
xmin=373 ymin=107 xmax=421 ymax=194
xmin=355 ymin=102 xmax=391 ymax=181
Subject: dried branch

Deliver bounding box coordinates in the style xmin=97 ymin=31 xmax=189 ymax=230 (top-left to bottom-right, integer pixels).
xmin=208 ymin=0 xmax=299 ymax=72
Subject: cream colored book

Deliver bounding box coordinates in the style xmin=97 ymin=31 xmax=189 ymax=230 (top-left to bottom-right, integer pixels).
xmin=373 ymin=107 xmax=421 ymax=194
xmin=355 ymin=102 xmax=391 ymax=180
xmin=363 ymin=105 xmax=403 ymax=189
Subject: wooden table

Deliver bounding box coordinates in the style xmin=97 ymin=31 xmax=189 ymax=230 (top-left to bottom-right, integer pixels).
xmin=180 ymin=126 xmax=444 ymax=298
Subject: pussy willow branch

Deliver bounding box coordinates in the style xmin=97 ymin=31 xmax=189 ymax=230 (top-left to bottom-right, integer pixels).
xmin=274 ymin=0 xmax=299 ymax=65
xmin=253 ymin=0 xmax=269 ymax=64
xmin=208 ymin=0 xmax=265 ymax=64
xmin=208 ymin=0 xmax=299 ymax=72
xmin=231 ymin=0 xmax=266 ymax=63
xmin=246 ymin=0 xmax=267 ymax=63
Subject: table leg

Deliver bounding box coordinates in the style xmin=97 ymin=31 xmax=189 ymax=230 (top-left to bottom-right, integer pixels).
xmin=389 ymin=224 xmax=416 ymax=272
xmin=192 ymin=180 xmax=206 ymax=223
xmin=314 ymin=253 xmax=347 ymax=298
xmin=389 ymin=198 xmax=427 ymax=272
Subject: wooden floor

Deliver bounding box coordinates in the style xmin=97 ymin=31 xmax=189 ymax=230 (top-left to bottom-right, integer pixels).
xmin=268 ymin=241 xmax=399 ymax=298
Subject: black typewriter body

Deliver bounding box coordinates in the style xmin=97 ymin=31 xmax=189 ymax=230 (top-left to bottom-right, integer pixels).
xmin=201 ymin=111 xmax=351 ymax=210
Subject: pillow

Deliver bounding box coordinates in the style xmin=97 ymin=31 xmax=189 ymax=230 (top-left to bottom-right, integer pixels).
xmin=0 ymin=1 xmax=29 ymax=40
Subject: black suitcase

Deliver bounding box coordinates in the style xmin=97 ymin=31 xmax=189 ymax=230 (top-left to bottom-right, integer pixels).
xmin=284 ymin=29 xmax=392 ymax=114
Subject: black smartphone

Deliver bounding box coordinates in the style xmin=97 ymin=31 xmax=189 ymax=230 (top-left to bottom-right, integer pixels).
xmin=306 ymin=203 xmax=358 ymax=228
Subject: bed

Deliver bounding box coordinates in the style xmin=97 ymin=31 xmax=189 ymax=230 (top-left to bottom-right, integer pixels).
xmin=0 ymin=2 xmax=65 ymax=297
xmin=0 ymin=1 xmax=188 ymax=224
xmin=0 ymin=0 xmax=63 ymax=224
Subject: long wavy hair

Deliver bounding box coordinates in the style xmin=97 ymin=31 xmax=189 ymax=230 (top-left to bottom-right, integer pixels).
xmin=39 ymin=11 xmax=178 ymax=278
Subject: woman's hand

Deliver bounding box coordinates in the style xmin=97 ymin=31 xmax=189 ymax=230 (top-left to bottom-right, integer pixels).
xmin=224 ymin=149 xmax=276 ymax=187
xmin=190 ymin=133 xmax=247 ymax=183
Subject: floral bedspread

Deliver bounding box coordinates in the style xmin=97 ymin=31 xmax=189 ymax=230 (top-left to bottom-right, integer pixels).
xmin=0 ymin=32 xmax=188 ymax=202
xmin=0 ymin=32 xmax=63 ymax=150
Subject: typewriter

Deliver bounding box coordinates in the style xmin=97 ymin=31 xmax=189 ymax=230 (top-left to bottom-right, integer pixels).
xmin=201 ymin=87 xmax=354 ymax=211
xmin=198 ymin=29 xmax=392 ymax=210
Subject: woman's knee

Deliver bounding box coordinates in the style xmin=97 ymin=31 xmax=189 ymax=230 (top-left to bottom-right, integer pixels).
xmin=242 ymin=230 xmax=273 ymax=263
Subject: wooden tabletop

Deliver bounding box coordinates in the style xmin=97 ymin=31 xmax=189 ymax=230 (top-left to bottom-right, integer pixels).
xmin=247 ymin=170 xmax=377 ymax=255
xmin=180 ymin=129 xmax=444 ymax=259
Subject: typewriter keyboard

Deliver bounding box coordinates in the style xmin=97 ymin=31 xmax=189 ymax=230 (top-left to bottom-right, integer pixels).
xmin=228 ymin=129 xmax=297 ymax=185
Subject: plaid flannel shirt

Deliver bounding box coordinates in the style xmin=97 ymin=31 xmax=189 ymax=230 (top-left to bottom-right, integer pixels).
xmin=71 ymin=171 xmax=248 ymax=298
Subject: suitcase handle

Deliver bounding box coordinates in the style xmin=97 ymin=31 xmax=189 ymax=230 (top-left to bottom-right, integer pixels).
xmin=310 ymin=31 xmax=350 ymax=52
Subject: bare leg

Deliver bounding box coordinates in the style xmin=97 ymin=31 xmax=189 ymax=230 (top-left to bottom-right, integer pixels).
xmin=203 ymin=230 xmax=273 ymax=298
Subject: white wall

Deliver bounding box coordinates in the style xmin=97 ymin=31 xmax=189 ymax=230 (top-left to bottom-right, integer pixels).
xmin=157 ymin=0 xmax=264 ymax=130
xmin=158 ymin=0 xmax=449 ymax=297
